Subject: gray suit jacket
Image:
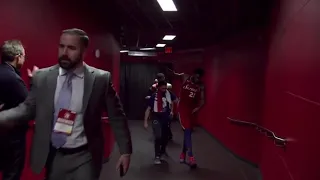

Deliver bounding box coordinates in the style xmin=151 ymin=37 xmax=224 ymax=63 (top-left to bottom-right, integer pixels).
xmin=0 ymin=64 xmax=132 ymax=174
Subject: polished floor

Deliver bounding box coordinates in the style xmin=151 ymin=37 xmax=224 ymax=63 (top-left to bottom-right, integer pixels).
xmin=100 ymin=121 xmax=261 ymax=180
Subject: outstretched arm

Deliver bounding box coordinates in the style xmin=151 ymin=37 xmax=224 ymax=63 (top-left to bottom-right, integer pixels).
xmin=167 ymin=68 xmax=189 ymax=83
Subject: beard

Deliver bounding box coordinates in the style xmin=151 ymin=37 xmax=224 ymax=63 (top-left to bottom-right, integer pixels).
xmin=58 ymin=55 xmax=81 ymax=70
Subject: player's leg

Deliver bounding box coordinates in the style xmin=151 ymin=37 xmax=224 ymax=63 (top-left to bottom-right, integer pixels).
xmin=180 ymin=129 xmax=187 ymax=163
xmin=178 ymin=110 xmax=190 ymax=163
xmin=184 ymin=128 xmax=197 ymax=168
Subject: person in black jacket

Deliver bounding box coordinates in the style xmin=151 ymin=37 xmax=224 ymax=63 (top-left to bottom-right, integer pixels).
xmin=0 ymin=40 xmax=28 ymax=180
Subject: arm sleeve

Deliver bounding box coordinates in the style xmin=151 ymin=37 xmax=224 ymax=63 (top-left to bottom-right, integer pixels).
xmin=104 ymin=73 xmax=132 ymax=155
xmin=148 ymin=95 xmax=155 ymax=108
xmin=170 ymin=91 xmax=177 ymax=101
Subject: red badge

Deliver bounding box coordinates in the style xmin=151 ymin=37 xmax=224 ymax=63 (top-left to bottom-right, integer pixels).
xmin=53 ymin=109 xmax=77 ymax=135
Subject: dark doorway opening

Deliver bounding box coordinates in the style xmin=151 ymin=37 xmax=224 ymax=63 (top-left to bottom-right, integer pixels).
xmin=120 ymin=61 xmax=172 ymax=120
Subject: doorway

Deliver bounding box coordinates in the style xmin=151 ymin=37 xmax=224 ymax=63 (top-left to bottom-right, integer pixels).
xmin=120 ymin=61 xmax=172 ymax=120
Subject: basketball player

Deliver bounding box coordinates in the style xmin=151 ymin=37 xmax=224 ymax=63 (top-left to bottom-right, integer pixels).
xmin=170 ymin=68 xmax=205 ymax=168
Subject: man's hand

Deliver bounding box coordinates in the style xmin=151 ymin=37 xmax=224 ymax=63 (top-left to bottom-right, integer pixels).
xmin=191 ymin=107 xmax=200 ymax=114
xmin=0 ymin=104 xmax=4 ymax=110
xmin=169 ymin=112 xmax=174 ymax=118
xmin=27 ymin=66 xmax=39 ymax=78
xmin=116 ymin=154 xmax=131 ymax=176
xmin=144 ymin=121 xmax=148 ymax=129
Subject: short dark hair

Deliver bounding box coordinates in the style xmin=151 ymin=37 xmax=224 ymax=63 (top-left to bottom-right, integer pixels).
xmin=157 ymin=80 xmax=167 ymax=87
xmin=194 ymin=68 xmax=204 ymax=77
xmin=156 ymin=73 xmax=165 ymax=80
xmin=62 ymin=28 xmax=89 ymax=48
xmin=0 ymin=40 xmax=24 ymax=63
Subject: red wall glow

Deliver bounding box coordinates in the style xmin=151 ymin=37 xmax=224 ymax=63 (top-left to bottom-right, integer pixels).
xmin=197 ymin=29 xmax=267 ymax=164
xmin=175 ymin=1 xmax=320 ymax=179
xmin=260 ymin=1 xmax=320 ymax=180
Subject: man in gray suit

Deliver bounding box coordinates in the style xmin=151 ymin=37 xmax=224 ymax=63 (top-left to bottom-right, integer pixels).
xmin=0 ymin=28 xmax=132 ymax=180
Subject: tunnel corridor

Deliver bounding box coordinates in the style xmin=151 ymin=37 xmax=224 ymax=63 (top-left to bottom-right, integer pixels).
xmin=101 ymin=121 xmax=261 ymax=180
xmin=0 ymin=0 xmax=318 ymax=180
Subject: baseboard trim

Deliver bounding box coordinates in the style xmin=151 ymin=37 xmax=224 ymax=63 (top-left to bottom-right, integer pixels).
xmin=199 ymin=127 xmax=259 ymax=168
xmin=200 ymin=127 xmax=263 ymax=180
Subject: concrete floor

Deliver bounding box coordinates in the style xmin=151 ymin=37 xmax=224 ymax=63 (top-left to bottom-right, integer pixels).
xmin=100 ymin=121 xmax=261 ymax=180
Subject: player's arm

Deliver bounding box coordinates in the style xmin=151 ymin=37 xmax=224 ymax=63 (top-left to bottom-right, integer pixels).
xmin=167 ymin=68 xmax=189 ymax=83
xmin=169 ymin=91 xmax=178 ymax=113
xmin=170 ymin=91 xmax=179 ymax=104
xmin=144 ymin=95 xmax=154 ymax=125
xmin=144 ymin=106 xmax=151 ymax=124
xmin=145 ymin=87 xmax=153 ymax=99
xmin=145 ymin=84 xmax=157 ymax=99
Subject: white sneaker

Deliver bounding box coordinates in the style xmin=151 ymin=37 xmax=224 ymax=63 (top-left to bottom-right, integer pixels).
xmin=154 ymin=157 xmax=161 ymax=165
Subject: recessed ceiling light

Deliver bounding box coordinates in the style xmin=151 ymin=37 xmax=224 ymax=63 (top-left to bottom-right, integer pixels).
xmin=163 ymin=35 xmax=176 ymax=40
xmin=156 ymin=44 xmax=166 ymax=47
xmin=140 ymin=47 xmax=156 ymax=50
xmin=120 ymin=50 xmax=129 ymax=53
xmin=157 ymin=0 xmax=177 ymax=11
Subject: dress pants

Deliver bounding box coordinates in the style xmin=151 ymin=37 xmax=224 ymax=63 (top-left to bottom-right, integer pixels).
xmin=45 ymin=145 xmax=99 ymax=180
xmin=0 ymin=135 xmax=26 ymax=180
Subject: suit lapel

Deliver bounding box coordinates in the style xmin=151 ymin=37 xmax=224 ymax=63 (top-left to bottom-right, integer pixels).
xmin=46 ymin=65 xmax=59 ymax=113
xmin=82 ymin=64 xmax=95 ymax=112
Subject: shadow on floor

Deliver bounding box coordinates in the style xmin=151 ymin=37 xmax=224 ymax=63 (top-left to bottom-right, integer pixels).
xmin=100 ymin=121 xmax=261 ymax=180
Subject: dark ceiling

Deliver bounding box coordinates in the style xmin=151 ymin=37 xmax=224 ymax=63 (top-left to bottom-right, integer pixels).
xmin=98 ymin=0 xmax=275 ymax=51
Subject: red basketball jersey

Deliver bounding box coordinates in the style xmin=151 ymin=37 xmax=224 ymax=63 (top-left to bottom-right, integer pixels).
xmin=179 ymin=77 xmax=200 ymax=106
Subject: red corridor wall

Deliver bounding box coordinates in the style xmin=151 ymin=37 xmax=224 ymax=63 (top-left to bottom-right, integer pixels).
xmin=173 ymin=1 xmax=319 ymax=180
xmin=197 ymin=29 xmax=267 ymax=165
xmin=260 ymin=0 xmax=320 ymax=180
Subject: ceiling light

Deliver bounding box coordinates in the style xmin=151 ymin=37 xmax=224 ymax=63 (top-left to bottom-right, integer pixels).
xmin=120 ymin=50 xmax=128 ymax=53
xmin=157 ymin=0 xmax=177 ymax=11
xmin=140 ymin=47 xmax=156 ymax=50
xmin=163 ymin=35 xmax=176 ymax=40
xmin=128 ymin=51 xmax=157 ymax=57
xmin=156 ymin=44 xmax=166 ymax=47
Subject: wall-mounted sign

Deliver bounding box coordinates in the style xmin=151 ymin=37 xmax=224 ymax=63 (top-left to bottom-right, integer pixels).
xmin=165 ymin=47 xmax=172 ymax=53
